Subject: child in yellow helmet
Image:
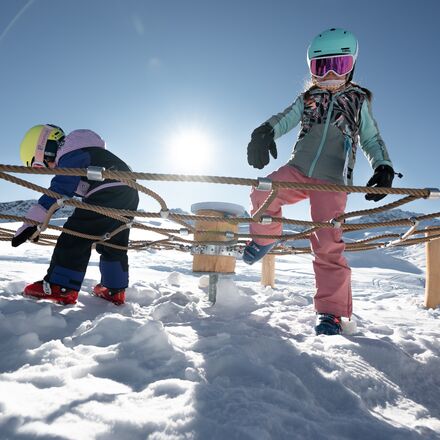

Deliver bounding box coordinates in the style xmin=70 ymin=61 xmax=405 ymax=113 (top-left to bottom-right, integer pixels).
xmin=13 ymin=125 xmax=139 ymax=306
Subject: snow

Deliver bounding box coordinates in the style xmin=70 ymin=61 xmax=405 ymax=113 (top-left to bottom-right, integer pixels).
xmin=1 ymin=209 xmax=440 ymax=439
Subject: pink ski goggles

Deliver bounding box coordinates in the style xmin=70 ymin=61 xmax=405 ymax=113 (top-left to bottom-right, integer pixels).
xmin=309 ymin=55 xmax=354 ymax=78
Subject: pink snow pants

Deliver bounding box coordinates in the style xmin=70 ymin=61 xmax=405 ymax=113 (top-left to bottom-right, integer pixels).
xmin=250 ymin=165 xmax=352 ymax=318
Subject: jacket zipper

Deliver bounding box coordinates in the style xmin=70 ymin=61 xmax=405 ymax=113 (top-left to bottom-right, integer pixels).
xmin=308 ymin=94 xmax=335 ymax=178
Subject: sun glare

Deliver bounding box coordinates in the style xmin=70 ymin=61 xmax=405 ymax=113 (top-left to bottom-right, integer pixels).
xmin=168 ymin=128 xmax=214 ymax=172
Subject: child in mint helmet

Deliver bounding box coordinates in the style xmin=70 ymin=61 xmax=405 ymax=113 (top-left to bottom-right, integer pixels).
xmin=12 ymin=125 xmax=139 ymax=305
xmin=244 ymin=28 xmax=395 ymax=335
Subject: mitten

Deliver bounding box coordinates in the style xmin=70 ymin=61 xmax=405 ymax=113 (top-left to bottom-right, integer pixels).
xmin=365 ymin=165 xmax=395 ymax=202
xmin=247 ymin=123 xmax=277 ymax=169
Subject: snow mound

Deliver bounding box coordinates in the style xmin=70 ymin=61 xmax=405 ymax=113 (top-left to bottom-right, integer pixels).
xmin=212 ymin=276 xmax=258 ymax=314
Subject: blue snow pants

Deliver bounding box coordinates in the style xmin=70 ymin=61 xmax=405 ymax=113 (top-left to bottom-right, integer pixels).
xmin=44 ymin=186 xmax=139 ymax=291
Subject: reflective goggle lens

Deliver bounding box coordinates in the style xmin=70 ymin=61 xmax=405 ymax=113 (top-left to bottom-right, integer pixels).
xmin=310 ymin=55 xmax=354 ymax=77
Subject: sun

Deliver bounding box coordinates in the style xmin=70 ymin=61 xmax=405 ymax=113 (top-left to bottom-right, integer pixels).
xmin=168 ymin=127 xmax=214 ymax=173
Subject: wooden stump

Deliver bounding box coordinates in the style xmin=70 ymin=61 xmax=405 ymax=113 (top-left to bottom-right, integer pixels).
xmin=192 ymin=209 xmax=237 ymax=274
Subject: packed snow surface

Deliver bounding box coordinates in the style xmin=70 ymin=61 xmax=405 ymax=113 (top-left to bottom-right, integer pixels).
xmin=0 ymin=209 xmax=439 ymax=439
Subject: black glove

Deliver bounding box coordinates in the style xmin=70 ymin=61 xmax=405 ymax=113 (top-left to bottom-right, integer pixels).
xmin=247 ymin=123 xmax=277 ymax=169
xmin=11 ymin=226 xmax=39 ymax=247
xmin=365 ymin=165 xmax=395 ymax=202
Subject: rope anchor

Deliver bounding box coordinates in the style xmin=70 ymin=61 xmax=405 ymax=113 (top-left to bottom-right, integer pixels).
xmin=101 ymin=232 xmax=111 ymax=241
xmin=257 ymin=177 xmax=272 ymax=191
xmin=330 ymin=218 xmax=342 ymax=228
xmin=425 ymin=188 xmax=440 ymax=199
xmin=87 ymin=166 xmax=106 ymax=182
xmin=385 ymin=217 xmax=420 ymax=248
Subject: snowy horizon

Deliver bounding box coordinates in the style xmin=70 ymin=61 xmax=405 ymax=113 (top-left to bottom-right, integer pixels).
xmin=1 ymin=208 xmax=440 ymax=439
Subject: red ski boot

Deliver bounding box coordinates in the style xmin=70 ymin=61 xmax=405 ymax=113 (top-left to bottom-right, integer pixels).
xmin=92 ymin=284 xmax=125 ymax=305
xmin=23 ymin=281 xmax=78 ymax=305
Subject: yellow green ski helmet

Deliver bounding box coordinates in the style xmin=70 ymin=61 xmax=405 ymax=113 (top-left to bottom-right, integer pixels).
xmin=20 ymin=124 xmax=65 ymax=167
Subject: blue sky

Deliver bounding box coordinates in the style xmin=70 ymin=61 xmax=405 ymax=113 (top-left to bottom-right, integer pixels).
xmin=1 ymin=0 xmax=439 ymax=220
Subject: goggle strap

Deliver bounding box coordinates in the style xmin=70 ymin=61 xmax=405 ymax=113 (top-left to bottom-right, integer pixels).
xmin=34 ymin=125 xmax=53 ymax=164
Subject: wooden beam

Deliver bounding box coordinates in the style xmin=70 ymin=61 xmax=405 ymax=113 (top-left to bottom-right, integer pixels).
xmin=261 ymin=254 xmax=275 ymax=288
xmin=425 ymin=227 xmax=440 ymax=309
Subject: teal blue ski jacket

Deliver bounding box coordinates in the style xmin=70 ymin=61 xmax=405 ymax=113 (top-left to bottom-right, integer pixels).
xmin=266 ymin=84 xmax=393 ymax=185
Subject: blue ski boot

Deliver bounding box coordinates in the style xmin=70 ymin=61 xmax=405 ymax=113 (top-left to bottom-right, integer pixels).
xmin=242 ymin=240 xmax=277 ymax=265
xmin=315 ymin=314 xmax=342 ymax=335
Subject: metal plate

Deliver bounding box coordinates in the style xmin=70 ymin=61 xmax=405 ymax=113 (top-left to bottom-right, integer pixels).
xmin=191 ymin=244 xmax=239 ymax=257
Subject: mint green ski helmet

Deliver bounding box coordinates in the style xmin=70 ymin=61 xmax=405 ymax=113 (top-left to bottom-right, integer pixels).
xmin=307 ymin=28 xmax=358 ymax=63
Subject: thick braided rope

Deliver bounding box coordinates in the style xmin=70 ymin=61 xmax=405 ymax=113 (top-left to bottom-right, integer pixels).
xmin=251 ymin=189 xmax=279 ymax=221
xmin=1 ymin=164 xmax=438 ymax=254
xmin=112 ymin=177 xmax=168 ymax=211
xmin=335 ymin=195 xmax=421 ymax=222
xmin=0 ymin=164 xmax=433 ymax=197
xmin=0 ymin=168 xmax=435 ymax=231
xmin=1 ymin=228 xmax=438 ymax=253
xmin=2 ymin=208 xmax=439 ymax=245
xmin=2 ymin=204 xmax=439 ymax=242
xmin=0 ymin=171 xmax=133 ymax=223
xmin=0 ymin=168 xmax=187 ymax=228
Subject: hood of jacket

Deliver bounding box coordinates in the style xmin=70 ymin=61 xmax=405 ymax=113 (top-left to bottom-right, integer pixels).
xmin=56 ymin=129 xmax=106 ymax=164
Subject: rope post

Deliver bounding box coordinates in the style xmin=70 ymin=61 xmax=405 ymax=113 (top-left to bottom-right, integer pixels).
xmin=191 ymin=202 xmax=245 ymax=304
xmin=192 ymin=209 xmax=238 ymax=274
xmin=261 ymin=254 xmax=275 ymax=288
xmin=425 ymin=226 xmax=440 ymax=309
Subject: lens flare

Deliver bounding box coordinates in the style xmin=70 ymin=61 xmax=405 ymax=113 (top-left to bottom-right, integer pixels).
xmin=168 ymin=128 xmax=214 ymax=172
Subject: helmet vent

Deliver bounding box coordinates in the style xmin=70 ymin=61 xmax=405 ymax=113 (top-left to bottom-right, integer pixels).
xmin=308 ymin=28 xmax=358 ymax=64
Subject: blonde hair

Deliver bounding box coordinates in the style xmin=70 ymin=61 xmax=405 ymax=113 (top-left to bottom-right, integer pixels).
xmin=303 ymin=77 xmax=314 ymax=91
xmin=302 ymin=79 xmax=372 ymax=101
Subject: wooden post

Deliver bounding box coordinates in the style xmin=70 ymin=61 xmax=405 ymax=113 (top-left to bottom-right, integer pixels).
xmin=261 ymin=254 xmax=275 ymax=288
xmin=192 ymin=209 xmax=237 ymax=274
xmin=425 ymin=227 xmax=440 ymax=309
